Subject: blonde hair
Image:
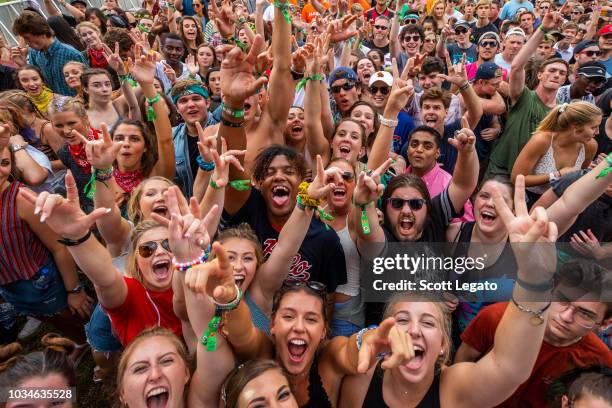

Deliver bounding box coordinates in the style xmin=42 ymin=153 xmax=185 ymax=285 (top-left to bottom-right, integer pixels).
xmin=215 ymin=223 xmax=264 ymax=268
xmin=126 ymin=177 xmax=175 ymax=225
xmin=535 ymin=101 xmax=602 ymax=133
xmin=76 ymin=21 xmax=101 ymax=36
xmin=0 ymin=90 xmax=46 ymax=119
xmin=430 ymin=0 xmax=445 ymax=15
xmin=383 ymin=292 xmax=452 ymax=366
xmin=48 ymin=96 xmax=87 ymax=117
xmin=117 ymin=327 xmax=190 ymax=403
xmin=125 ymin=220 xmax=165 ymax=282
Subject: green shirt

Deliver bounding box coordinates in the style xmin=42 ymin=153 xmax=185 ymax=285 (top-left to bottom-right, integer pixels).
xmin=487 ymin=87 xmax=551 ymax=177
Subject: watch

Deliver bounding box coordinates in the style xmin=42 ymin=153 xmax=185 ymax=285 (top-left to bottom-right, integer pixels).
xmin=10 ymin=144 xmax=24 ymax=153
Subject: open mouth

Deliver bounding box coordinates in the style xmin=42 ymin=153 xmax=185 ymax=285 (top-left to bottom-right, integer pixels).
xmin=398 ymin=216 xmax=415 ymax=234
xmin=152 ymin=259 xmax=171 ymax=280
xmin=337 ymin=145 xmax=352 ymax=157
xmin=234 ymin=274 xmax=245 ymax=288
xmin=244 ymin=102 xmax=252 ymax=115
xmin=271 ymin=185 xmax=290 ymax=207
xmin=287 ymin=338 xmax=308 ymax=363
xmin=404 ymin=344 xmax=426 ymax=370
xmin=423 ymin=116 xmax=438 ymax=127
xmin=146 ymin=387 xmax=169 ymax=408
xmin=363 ymin=72 xmax=372 ymax=82
xmin=332 ymin=187 xmax=346 ymax=198
xmin=480 ymin=210 xmax=496 ymax=225
xmin=152 ymin=204 xmax=168 ymax=218
xmin=290 ymin=124 xmax=303 ymax=136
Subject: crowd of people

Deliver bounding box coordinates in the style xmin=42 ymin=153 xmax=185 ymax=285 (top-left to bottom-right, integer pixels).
xmin=0 ymin=0 xmax=611 ymax=405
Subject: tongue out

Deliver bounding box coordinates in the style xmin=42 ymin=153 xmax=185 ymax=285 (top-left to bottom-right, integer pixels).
xmin=405 ymin=352 xmax=424 ymax=370
xmin=288 ymin=343 xmax=307 ymax=362
xmin=147 ymin=392 xmax=169 ymax=408
xmin=272 ymin=195 xmax=290 ymax=207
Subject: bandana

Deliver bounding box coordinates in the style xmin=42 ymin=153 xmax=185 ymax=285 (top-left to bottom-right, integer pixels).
xmin=171 ymin=84 xmax=210 ymax=105
xmin=114 ymin=168 xmax=145 ymax=193
xmin=29 ymin=86 xmax=54 ymax=115
xmin=88 ymin=47 xmax=108 ymax=68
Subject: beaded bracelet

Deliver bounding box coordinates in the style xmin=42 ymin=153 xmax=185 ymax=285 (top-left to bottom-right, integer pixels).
xmin=145 ymin=93 xmax=161 ymax=121
xmin=459 ymin=81 xmax=470 ymax=92
xmin=196 ymin=155 xmax=215 ymax=171
xmin=172 ymin=246 xmax=211 ymax=272
xmin=201 ymin=286 xmax=243 ymax=352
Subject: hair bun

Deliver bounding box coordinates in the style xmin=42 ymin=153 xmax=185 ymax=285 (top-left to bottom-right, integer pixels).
xmin=41 ymin=333 xmax=76 ymax=355
xmin=0 ymin=343 xmax=23 ymax=371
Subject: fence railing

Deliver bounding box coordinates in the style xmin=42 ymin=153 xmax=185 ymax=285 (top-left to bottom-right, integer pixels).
xmin=0 ymin=0 xmax=142 ymax=47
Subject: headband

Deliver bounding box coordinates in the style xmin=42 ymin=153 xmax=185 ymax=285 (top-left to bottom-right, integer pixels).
xmin=171 ymin=84 xmax=210 ymax=105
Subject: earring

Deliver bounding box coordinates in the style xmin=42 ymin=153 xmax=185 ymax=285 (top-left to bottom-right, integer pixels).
xmin=439 ymin=350 xmax=444 ymax=355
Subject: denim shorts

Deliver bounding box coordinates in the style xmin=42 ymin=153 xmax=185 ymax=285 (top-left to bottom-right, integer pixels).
xmin=0 ymin=258 xmax=67 ymax=316
xmin=85 ymin=304 xmax=123 ymax=353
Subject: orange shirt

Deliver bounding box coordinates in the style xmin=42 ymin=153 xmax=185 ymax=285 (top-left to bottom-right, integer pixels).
xmin=301 ymin=1 xmax=330 ymax=22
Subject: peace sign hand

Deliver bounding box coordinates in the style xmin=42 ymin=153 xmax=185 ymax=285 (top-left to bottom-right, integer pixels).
xmin=307 ymin=155 xmax=344 ymax=201
xmin=19 ymin=171 xmax=111 ymax=239
xmin=492 ymin=175 xmax=558 ymax=278
xmin=210 ymin=136 xmax=246 ymax=188
xmin=102 ymin=42 xmax=126 ymax=75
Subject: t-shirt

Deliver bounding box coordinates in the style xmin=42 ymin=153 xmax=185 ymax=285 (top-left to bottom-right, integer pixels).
xmin=465 ymin=62 xmax=508 ymax=82
xmin=470 ymin=22 xmax=499 ymax=44
xmin=222 ymin=189 xmax=347 ymax=292
xmin=447 ymin=43 xmax=478 ymax=64
xmin=392 ymin=111 xmax=415 ymax=154
xmin=104 ymin=277 xmax=182 ymax=347
xmin=499 ymin=0 xmax=534 ymax=20
xmin=301 ymin=2 xmax=330 ymax=22
xmin=461 ymin=302 xmax=612 ymax=408
xmin=364 ymin=7 xmax=394 ymax=22
xmin=487 ymin=87 xmax=551 ymax=177
xmin=556 ymin=85 xmax=596 ymax=105
xmin=493 ymin=54 xmax=512 ymax=73
xmin=440 ymin=119 xmax=462 ymax=174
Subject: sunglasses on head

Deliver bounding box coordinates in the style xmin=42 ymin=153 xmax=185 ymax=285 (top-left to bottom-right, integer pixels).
xmin=331 ymin=81 xmax=356 ymax=93
xmin=480 ymin=40 xmax=498 ymax=48
xmin=582 ymin=50 xmax=601 ymax=57
xmin=387 ymin=197 xmax=426 ymax=211
xmin=403 ymin=34 xmax=421 ymax=42
xmin=138 ymin=239 xmax=171 ymax=258
xmin=281 ymin=280 xmax=327 ymax=298
xmin=455 ymin=28 xmax=467 ymax=34
xmin=369 ymin=85 xmax=390 ymax=95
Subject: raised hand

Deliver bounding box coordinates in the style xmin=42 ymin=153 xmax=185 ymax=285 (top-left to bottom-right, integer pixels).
xmin=357 ymin=317 xmax=415 ymax=373
xmin=353 ymin=159 xmax=393 ymax=205
xmin=220 ymin=34 xmax=269 ymax=105
xmin=78 ymin=123 xmax=122 ymax=170
xmin=162 ymin=61 xmax=177 ymax=84
xmin=570 ymin=229 xmax=604 ymax=260
xmin=448 ymin=116 xmax=476 ymax=154
xmin=186 ymin=53 xmax=199 ymax=77
xmin=493 ymin=175 xmax=558 ymax=277
xmin=386 ymin=59 xmax=415 ymax=114
xmin=0 ymin=123 xmax=11 ymax=149
xmin=102 ymin=42 xmax=126 ymax=75
xmin=130 ymin=52 xmax=157 ymax=85
xmin=541 ymin=11 xmax=563 ymax=30
xmin=328 ymin=14 xmax=358 ymax=43
xmin=10 ymin=47 xmax=27 ymax=67
xmin=404 ymin=53 xmax=425 ymax=78
xmin=185 ymin=242 xmax=237 ymax=304
xmin=209 ymin=136 xmax=246 ymax=188
xmin=211 ymin=0 xmax=237 ymax=38
xmin=439 ymin=53 xmax=468 ymax=88
xmin=19 ymin=171 xmax=111 ymax=238
xmin=307 ymin=155 xmax=343 ymax=200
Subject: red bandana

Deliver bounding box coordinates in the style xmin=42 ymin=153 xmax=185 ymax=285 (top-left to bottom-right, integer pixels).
xmin=88 ymin=47 xmax=108 ymax=69
xmin=113 ymin=168 xmax=145 ymax=194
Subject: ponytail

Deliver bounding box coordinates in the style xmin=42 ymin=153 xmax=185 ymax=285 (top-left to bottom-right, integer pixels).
xmin=535 ymin=101 xmax=602 ymax=134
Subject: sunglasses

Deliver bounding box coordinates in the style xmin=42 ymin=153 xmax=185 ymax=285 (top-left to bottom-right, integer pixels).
xmin=455 ymin=28 xmax=467 ymax=34
xmin=479 ymin=40 xmax=498 ymax=48
xmin=327 ymin=171 xmax=355 ymax=183
xmin=387 ymin=197 xmax=427 ymax=211
xmin=403 ymin=34 xmax=421 ymax=42
xmin=281 ymin=280 xmax=327 ymax=298
xmin=571 ymin=11 xmax=582 ymax=14
xmin=541 ymin=5 xmax=549 ymax=9
xmin=374 ymin=25 xmax=389 ymax=30
xmin=369 ymin=85 xmax=390 ymax=95
xmin=138 ymin=239 xmax=171 ymax=258
xmin=405 ymin=18 xmax=418 ymax=24
xmin=331 ymin=81 xmax=356 ymax=93
xmin=581 ymin=50 xmax=601 ymax=57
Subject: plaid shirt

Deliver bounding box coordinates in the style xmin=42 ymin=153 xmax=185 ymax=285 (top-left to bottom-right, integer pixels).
xmin=28 ymin=38 xmax=86 ymax=96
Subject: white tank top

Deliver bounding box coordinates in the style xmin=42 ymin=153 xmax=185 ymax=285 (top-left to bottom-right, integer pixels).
xmin=335 ymin=225 xmax=361 ymax=297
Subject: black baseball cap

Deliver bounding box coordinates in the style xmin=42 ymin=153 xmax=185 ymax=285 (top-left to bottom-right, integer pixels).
xmin=576 ymin=61 xmax=606 ymax=79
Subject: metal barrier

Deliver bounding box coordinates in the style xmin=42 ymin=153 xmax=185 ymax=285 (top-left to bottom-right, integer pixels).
xmin=0 ymin=0 xmax=142 ymax=47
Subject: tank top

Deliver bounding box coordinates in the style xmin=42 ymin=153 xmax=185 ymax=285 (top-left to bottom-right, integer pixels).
xmin=302 ymin=358 xmax=333 ymax=408
xmin=0 ymin=182 xmax=49 ymax=285
xmin=244 ymin=292 xmax=271 ymax=336
xmin=335 ymin=225 xmax=360 ymax=297
xmin=362 ymin=364 xmax=441 ymax=407
xmin=527 ymin=139 xmax=585 ymax=195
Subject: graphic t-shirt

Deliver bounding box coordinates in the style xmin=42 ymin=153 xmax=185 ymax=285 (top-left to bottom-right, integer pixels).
xmin=447 ymin=43 xmax=478 ymax=64
xmin=461 ymin=302 xmax=612 ymax=408
xmin=223 ymin=189 xmax=347 ymax=292
xmin=104 ymin=277 xmax=181 ymax=347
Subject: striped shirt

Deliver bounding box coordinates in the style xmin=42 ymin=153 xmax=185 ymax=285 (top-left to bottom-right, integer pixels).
xmin=0 ymin=182 xmax=49 ymax=285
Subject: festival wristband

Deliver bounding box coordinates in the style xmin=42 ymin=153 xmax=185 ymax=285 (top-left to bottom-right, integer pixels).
xmin=221 ymin=104 xmax=245 ymax=119
xmin=220 ymin=117 xmax=244 ymax=128
xmin=196 ymin=155 xmax=215 ymax=171
xmin=295 ymin=73 xmax=324 ymax=92
xmin=596 ymin=154 xmax=612 ymax=179
xmin=58 ymin=230 xmax=92 ymax=246
xmin=229 ymin=179 xmax=251 ymax=191
xmin=273 ymin=0 xmax=293 ymax=24
xmin=209 ymin=178 xmax=222 ymax=189
xmin=515 ymin=276 xmax=554 ymax=292
xmin=145 ymin=93 xmax=161 ymax=121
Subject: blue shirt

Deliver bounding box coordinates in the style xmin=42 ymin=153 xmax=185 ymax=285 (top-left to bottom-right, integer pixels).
xmin=499 ymin=0 xmax=534 ymax=20
xmin=27 ymin=38 xmax=86 ymax=96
